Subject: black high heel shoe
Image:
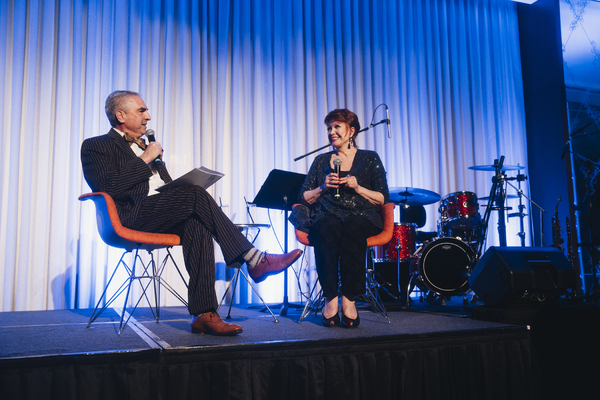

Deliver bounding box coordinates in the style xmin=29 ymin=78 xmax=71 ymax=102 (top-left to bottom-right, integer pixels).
xmin=322 ymin=312 xmax=340 ymax=327
xmin=341 ymin=312 xmax=360 ymax=328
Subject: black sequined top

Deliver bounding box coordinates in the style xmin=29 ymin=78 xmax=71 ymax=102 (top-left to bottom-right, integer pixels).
xmin=290 ymin=149 xmax=389 ymax=232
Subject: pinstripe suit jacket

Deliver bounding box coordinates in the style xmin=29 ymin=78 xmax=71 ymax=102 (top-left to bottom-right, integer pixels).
xmin=81 ymin=129 xmax=172 ymax=228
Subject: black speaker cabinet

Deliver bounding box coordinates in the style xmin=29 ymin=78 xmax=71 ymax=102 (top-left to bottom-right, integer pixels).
xmin=468 ymin=247 xmax=577 ymax=306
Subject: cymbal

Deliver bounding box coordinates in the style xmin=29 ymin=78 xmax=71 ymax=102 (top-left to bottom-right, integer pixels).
xmin=388 ymin=187 xmax=441 ymax=206
xmin=480 ymin=194 xmax=519 ymax=201
xmin=469 ymin=164 xmax=525 ymax=171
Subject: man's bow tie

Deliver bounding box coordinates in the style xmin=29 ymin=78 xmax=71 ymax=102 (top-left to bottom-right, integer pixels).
xmin=124 ymin=133 xmax=146 ymax=150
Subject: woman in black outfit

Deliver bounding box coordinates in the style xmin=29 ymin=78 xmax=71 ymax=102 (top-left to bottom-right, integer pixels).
xmin=291 ymin=109 xmax=389 ymax=327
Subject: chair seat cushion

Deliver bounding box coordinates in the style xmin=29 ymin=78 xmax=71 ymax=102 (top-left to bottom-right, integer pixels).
xmin=79 ymin=192 xmax=180 ymax=250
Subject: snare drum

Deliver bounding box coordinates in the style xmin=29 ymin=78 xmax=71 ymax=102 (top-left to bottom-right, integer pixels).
xmin=418 ymin=237 xmax=474 ymax=296
xmin=378 ymin=222 xmax=416 ymax=261
xmin=439 ymin=191 xmax=480 ymax=229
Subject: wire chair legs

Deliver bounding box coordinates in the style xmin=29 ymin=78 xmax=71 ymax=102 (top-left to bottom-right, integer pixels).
xmin=299 ymin=279 xmax=324 ymax=323
xmin=217 ymin=266 xmax=279 ymax=323
xmin=87 ymin=246 xmax=188 ymax=335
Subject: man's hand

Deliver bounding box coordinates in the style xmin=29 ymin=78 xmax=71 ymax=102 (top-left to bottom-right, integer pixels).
xmin=140 ymin=141 xmax=163 ymax=164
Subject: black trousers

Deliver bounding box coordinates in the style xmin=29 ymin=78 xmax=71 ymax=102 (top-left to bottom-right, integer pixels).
xmin=310 ymin=215 xmax=381 ymax=300
xmin=131 ymin=186 xmax=253 ymax=315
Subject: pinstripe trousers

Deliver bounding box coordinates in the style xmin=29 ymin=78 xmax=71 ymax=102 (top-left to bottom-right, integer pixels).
xmin=131 ymin=185 xmax=254 ymax=315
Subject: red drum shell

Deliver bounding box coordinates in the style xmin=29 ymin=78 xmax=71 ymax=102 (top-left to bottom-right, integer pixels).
xmin=378 ymin=222 xmax=416 ymax=261
xmin=439 ymin=191 xmax=480 ymax=229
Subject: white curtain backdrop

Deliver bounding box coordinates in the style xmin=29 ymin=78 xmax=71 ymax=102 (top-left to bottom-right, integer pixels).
xmin=0 ymin=0 xmax=529 ymax=312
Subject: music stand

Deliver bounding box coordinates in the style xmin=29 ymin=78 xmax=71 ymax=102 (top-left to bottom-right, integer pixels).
xmin=251 ymin=169 xmax=307 ymax=316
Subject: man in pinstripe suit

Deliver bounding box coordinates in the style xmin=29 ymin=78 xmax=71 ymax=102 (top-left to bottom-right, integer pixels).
xmin=81 ymin=90 xmax=302 ymax=335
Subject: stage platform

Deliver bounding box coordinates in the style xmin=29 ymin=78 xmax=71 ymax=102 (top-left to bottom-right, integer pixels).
xmin=1 ymin=298 xmax=597 ymax=400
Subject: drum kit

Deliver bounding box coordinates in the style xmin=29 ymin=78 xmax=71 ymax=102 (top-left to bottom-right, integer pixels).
xmin=374 ymin=160 xmax=530 ymax=306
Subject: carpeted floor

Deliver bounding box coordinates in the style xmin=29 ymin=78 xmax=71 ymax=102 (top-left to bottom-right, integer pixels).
xmin=0 ymin=298 xmax=513 ymax=358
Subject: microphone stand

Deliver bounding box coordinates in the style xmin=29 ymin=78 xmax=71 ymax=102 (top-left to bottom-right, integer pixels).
xmin=294 ymin=144 xmax=331 ymax=162
xmin=293 ymin=119 xmax=389 ymax=162
xmin=357 ymin=119 xmax=389 ymax=134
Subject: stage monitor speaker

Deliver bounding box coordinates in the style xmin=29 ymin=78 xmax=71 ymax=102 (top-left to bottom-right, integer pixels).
xmin=468 ymin=247 xmax=577 ymax=306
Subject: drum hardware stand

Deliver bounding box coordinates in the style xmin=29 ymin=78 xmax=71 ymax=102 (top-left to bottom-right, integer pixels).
xmin=361 ymin=248 xmax=391 ymax=323
xmin=506 ymin=173 xmax=528 ymax=246
xmin=505 ymin=173 xmax=545 ymax=247
xmin=406 ymin=246 xmax=425 ymax=303
xmin=493 ymin=173 xmax=510 ymax=247
xmin=367 ymin=249 xmax=398 ymax=303
xmin=459 ymin=156 xmax=508 ymax=294
xmin=367 ymin=240 xmax=414 ymax=312
xmin=393 ymin=238 xmax=412 ymax=309
xmin=475 ymin=156 xmax=507 ymax=262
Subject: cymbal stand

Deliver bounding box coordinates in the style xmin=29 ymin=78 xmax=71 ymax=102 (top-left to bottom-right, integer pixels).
xmin=506 ymin=174 xmax=528 ymax=246
xmin=505 ymin=174 xmax=545 ymax=247
xmin=495 ymin=177 xmax=509 ymax=247
xmin=475 ymin=156 xmax=506 ymax=260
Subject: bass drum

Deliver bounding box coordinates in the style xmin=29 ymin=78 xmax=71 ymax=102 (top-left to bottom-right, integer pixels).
xmin=418 ymin=237 xmax=474 ymax=296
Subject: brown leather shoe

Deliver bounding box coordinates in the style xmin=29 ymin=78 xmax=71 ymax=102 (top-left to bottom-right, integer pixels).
xmin=248 ymin=249 xmax=303 ymax=283
xmin=191 ymin=312 xmax=243 ymax=335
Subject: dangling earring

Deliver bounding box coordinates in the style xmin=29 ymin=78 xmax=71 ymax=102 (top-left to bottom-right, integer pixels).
xmin=348 ymin=138 xmax=354 ymax=149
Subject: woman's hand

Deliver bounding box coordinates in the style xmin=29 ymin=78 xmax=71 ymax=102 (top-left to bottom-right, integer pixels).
xmin=340 ymin=174 xmax=384 ymax=206
xmin=339 ymin=174 xmax=358 ymax=190
xmin=303 ymin=172 xmax=339 ymax=204
xmin=324 ymin=172 xmax=340 ymax=190
xmin=304 ymin=173 xmax=383 ymax=206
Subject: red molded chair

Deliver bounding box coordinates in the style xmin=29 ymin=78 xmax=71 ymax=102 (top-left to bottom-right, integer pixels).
xmin=79 ymin=192 xmax=188 ymax=335
xmin=295 ymin=202 xmax=395 ymax=322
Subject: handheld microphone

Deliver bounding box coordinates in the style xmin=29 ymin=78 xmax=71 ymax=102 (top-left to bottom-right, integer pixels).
xmin=145 ymin=129 xmax=162 ymax=165
xmin=386 ymin=106 xmax=391 ymax=138
xmin=333 ymin=158 xmax=342 ymax=199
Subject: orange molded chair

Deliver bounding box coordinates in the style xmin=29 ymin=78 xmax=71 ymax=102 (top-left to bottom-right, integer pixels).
xmin=79 ymin=192 xmax=188 ymax=334
xmin=295 ymin=202 xmax=395 ymax=322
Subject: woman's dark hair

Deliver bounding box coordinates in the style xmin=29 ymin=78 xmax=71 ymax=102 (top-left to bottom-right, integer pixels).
xmin=324 ymin=109 xmax=361 ymax=146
